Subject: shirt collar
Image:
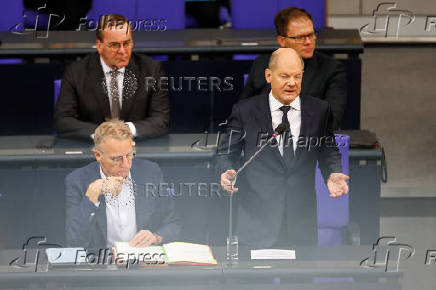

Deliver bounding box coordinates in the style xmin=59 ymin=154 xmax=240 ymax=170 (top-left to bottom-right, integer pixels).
xmin=100 ymin=57 xmax=126 ymax=74
xmin=268 ymin=91 xmax=301 ymax=112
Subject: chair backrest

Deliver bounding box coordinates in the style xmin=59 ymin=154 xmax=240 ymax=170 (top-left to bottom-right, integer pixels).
xmin=137 ymin=0 xmax=185 ymax=30
xmin=87 ymin=0 xmax=184 ymax=30
xmin=87 ymin=0 xmax=136 ymax=24
xmin=232 ymin=0 xmax=277 ymax=29
xmin=316 ymin=134 xmax=350 ymax=244
xmin=278 ymin=0 xmax=325 ymax=30
xmin=0 ymin=0 xmax=23 ymax=31
xmin=54 ymin=79 xmax=62 ymax=107
xmin=231 ymin=0 xmax=325 ymax=30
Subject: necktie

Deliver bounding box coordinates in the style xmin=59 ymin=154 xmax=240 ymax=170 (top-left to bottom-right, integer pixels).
xmin=279 ymin=105 xmax=294 ymax=165
xmin=109 ymin=70 xmax=121 ymax=119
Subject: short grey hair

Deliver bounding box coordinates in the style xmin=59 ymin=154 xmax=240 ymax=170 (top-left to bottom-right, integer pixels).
xmin=93 ymin=120 xmax=132 ymax=151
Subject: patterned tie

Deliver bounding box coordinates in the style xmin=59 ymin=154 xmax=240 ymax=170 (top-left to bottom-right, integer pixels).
xmin=109 ymin=70 xmax=121 ymax=119
xmin=279 ymin=105 xmax=294 ymax=165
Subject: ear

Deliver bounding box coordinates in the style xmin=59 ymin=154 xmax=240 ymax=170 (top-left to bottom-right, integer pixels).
xmin=96 ymin=40 xmax=103 ymax=55
xmin=265 ymin=68 xmax=272 ymax=84
xmin=94 ymin=149 xmax=103 ymax=163
xmin=277 ymin=36 xmax=286 ymax=48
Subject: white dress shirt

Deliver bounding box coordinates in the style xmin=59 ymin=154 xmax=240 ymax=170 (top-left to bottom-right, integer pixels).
xmin=100 ymin=57 xmax=137 ymax=136
xmin=268 ymin=91 xmax=301 ymax=156
xmin=99 ymin=167 xmax=137 ymax=248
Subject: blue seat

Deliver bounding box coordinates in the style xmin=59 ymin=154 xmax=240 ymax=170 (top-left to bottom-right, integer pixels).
xmin=137 ymin=0 xmax=185 ymax=30
xmin=0 ymin=0 xmax=23 ymax=31
xmin=316 ymin=134 xmax=350 ymax=245
xmin=231 ymin=0 xmax=277 ymax=29
xmin=231 ymin=0 xmax=325 ymax=30
xmin=54 ymin=79 xmax=61 ymax=106
xmin=278 ymin=0 xmax=325 ymax=30
xmin=86 ymin=0 xmax=136 ymax=25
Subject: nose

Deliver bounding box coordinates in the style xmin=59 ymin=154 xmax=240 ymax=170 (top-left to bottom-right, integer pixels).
xmin=287 ymin=77 xmax=297 ymax=86
xmin=120 ymin=156 xmax=130 ymax=167
xmin=118 ymin=44 xmax=127 ymax=54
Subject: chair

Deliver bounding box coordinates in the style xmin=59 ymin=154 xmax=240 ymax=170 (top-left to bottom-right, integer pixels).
xmin=86 ymin=0 xmax=136 ymax=24
xmin=278 ymin=0 xmax=325 ymax=30
xmin=54 ymin=79 xmax=61 ymax=106
xmin=231 ymin=0 xmax=277 ymax=29
xmin=0 ymin=0 xmax=23 ymax=31
xmin=316 ymin=134 xmax=350 ymax=245
xmin=136 ymin=0 xmax=185 ymax=30
xmin=231 ymin=0 xmax=325 ymax=30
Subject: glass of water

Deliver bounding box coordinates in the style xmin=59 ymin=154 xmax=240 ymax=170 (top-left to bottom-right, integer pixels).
xmin=226 ymin=235 xmax=239 ymax=261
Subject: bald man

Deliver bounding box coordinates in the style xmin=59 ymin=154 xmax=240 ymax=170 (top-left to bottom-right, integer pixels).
xmin=217 ymin=48 xmax=349 ymax=248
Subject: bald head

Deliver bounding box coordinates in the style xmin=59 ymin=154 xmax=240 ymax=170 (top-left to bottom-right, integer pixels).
xmin=265 ymin=48 xmax=305 ymax=105
xmin=268 ymin=48 xmax=304 ymax=71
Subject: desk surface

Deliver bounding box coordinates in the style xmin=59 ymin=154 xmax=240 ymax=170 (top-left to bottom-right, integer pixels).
xmin=0 ymin=28 xmax=363 ymax=57
xmin=0 ymin=134 xmax=382 ymax=166
xmin=0 ymin=246 xmax=402 ymax=290
xmin=0 ymin=134 xmax=215 ymax=166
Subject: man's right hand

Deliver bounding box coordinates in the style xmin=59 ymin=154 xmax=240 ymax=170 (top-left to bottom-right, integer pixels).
xmin=85 ymin=176 xmax=129 ymax=203
xmin=220 ymin=169 xmax=238 ymax=193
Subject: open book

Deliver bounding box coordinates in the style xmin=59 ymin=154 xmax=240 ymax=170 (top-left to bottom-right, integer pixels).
xmin=113 ymin=242 xmax=217 ymax=266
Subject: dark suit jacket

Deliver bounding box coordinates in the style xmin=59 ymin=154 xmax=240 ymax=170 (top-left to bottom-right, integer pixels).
xmin=215 ymin=94 xmax=342 ymax=248
xmin=54 ymin=52 xmax=169 ymax=140
xmin=239 ymin=51 xmax=347 ymax=130
xmin=65 ymin=159 xmax=181 ymax=248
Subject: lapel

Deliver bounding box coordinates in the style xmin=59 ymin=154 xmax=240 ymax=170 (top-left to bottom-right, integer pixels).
xmin=130 ymin=161 xmax=154 ymax=230
xmin=120 ymin=56 xmax=140 ymax=120
xmin=88 ymin=162 xmax=108 ymax=245
xmin=90 ymin=54 xmax=111 ymax=119
xmin=254 ymin=95 xmax=286 ymax=168
xmin=301 ymin=55 xmax=317 ymax=96
xmin=290 ymin=95 xmax=313 ymax=170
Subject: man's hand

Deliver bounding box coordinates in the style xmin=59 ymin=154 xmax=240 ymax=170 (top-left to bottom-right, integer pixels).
xmin=85 ymin=176 xmax=129 ymax=203
xmin=220 ymin=169 xmax=238 ymax=193
xmin=129 ymin=230 xmax=162 ymax=248
xmin=327 ymin=173 xmax=350 ymax=198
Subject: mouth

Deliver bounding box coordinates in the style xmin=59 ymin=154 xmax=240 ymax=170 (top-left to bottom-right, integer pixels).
xmin=284 ymin=89 xmax=296 ymax=94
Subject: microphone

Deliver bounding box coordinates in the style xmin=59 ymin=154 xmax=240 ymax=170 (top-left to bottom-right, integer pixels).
xmin=225 ymin=123 xmax=286 ymax=261
xmin=229 ymin=123 xmax=286 ymax=182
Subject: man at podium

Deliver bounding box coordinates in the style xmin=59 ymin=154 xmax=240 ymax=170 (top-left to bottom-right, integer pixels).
xmin=239 ymin=7 xmax=347 ymax=130
xmin=218 ymin=48 xmax=349 ymax=248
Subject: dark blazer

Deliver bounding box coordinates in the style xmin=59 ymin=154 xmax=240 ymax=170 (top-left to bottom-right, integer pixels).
xmin=54 ymin=52 xmax=169 ymax=140
xmin=65 ymin=159 xmax=181 ymax=248
xmin=239 ymin=51 xmax=347 ymax=130
xmin=215 ymin=94 xmax=342 ymax=248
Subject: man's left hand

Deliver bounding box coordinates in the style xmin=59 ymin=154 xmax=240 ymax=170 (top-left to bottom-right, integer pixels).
xmin=129 ymin=230 xmax=162 ymax=248
xmin=327 ymin=173 xmax=350 ymax=198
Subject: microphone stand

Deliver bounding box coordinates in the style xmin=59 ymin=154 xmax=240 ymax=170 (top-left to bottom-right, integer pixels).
xmin=226 ymin=127 xmax=284 ymax=262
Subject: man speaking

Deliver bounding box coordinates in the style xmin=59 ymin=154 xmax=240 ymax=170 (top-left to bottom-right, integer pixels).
xmin=217 ymin=48 xmax=349 ymax=248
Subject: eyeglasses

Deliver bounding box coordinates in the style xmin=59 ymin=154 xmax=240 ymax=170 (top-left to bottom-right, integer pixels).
xmin=102 ymin=39 xmax=134 ymax=51
xmin=282 ymin=31 xmax=317 ymax=43
xmin=99 ymin=149 xmax=136 ymax=163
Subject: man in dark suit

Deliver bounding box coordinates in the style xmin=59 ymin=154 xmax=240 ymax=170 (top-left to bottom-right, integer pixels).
xmin=240 ymin=7 xmax=346 ymax=130
xmin=65 ymin=120 xmax=180 ymax=248
xmin=54 ymin=14 xmax=169 ymax=140
xmin=218 ymin=48 xmax=349 ymax=248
